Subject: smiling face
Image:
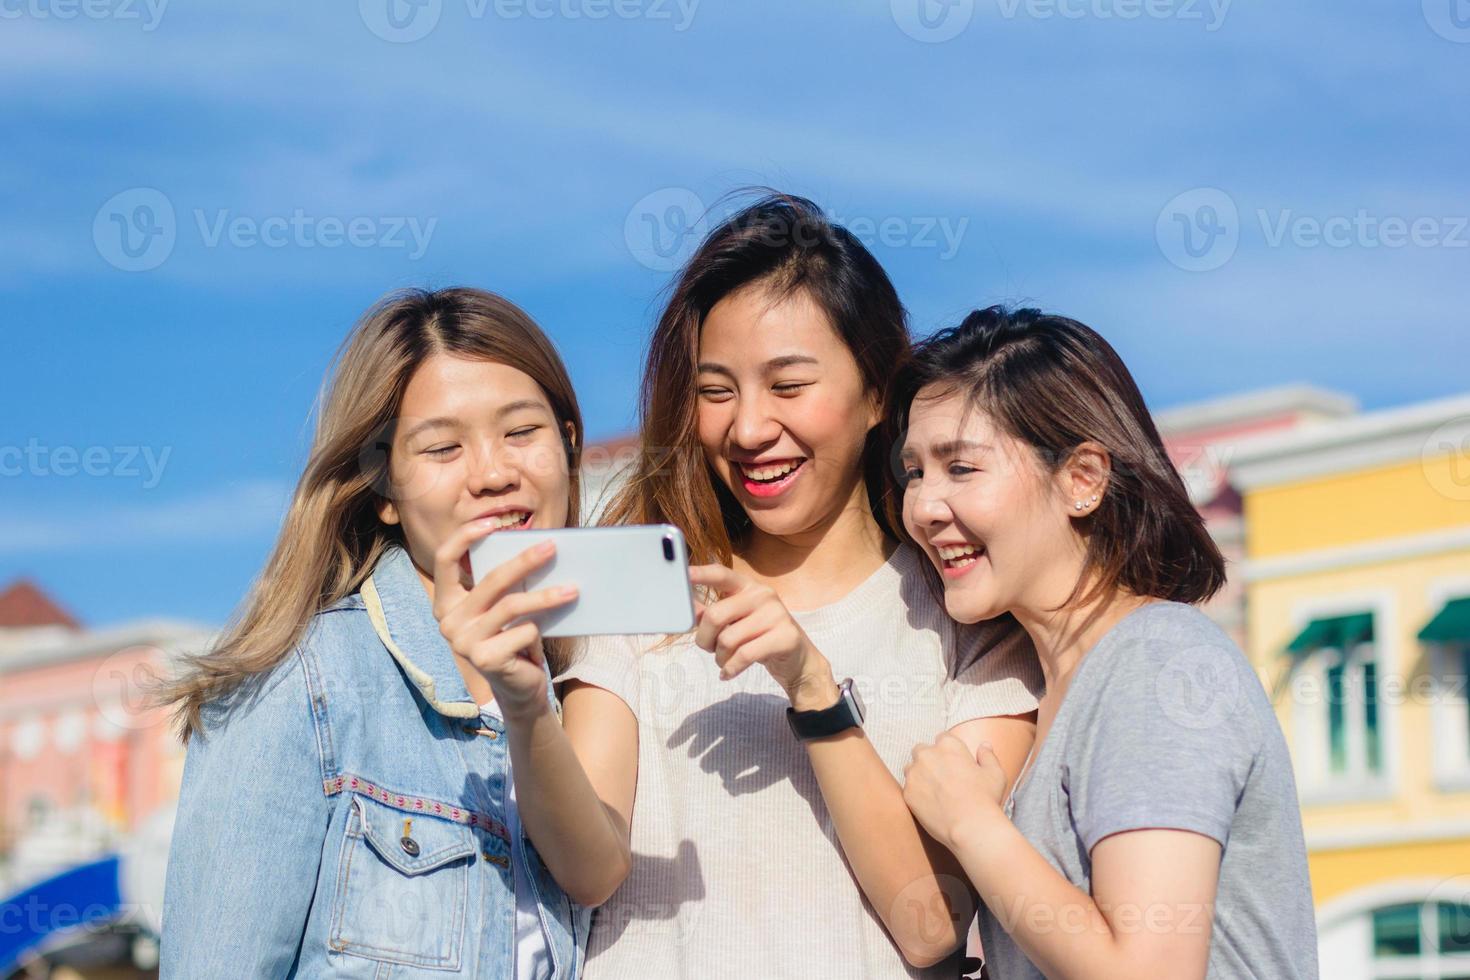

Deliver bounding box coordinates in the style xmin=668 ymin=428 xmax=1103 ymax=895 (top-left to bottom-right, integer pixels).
xmin=376 ymin=353 xmax=572 ymax=585
xmin=900 ymin=384 xmax=1089 ymax=624
xmin=695 ymin=284 xmax=879 ymax=542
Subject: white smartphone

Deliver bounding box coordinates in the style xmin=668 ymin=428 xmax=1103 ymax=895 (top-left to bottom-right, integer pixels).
xmin=468 ymin=524 xmax=696 ymax=637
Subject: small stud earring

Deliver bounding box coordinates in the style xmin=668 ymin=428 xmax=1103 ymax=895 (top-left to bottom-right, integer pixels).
xmin=1090 ymin=494 xmax=1098 ymax=503
xmin=1074 ymin=501 xmax=1084 ymax=510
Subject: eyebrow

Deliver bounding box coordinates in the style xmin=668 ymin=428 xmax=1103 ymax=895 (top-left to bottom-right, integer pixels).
xmin=902 ymin=438 xmax=993 ymax=461
xmin=697 ymin=355 xmax=820 ymax=378
xmin=400 ymin=400 xmax=549 ymax=441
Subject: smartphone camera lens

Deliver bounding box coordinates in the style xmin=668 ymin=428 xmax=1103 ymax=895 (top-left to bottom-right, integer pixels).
xmin=662 ymin=535 xmax=675 ymax=561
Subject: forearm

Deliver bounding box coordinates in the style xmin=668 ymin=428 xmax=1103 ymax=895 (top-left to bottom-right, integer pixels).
xmin=793 ymin=675 xmax=974 ymax=967
xmin=504 ymin=704 xmax=631 ymax=906
xmin=951 ymin=811 xmax=1155 ymax=980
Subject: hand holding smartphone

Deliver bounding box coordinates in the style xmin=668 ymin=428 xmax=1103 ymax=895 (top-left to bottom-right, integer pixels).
xmin=469 ymin=524 xmax=697 ymax=637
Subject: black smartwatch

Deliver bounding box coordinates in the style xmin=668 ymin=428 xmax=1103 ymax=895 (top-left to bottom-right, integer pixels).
xmin=786 ymin=678 xmax=865 ymax=741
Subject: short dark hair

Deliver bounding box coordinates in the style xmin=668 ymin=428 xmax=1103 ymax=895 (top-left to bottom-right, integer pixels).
xmin=885 ymin=305 xmax=1226 ymax=607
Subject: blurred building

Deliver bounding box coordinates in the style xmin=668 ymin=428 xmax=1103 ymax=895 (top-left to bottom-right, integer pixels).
xmin=0 ymin=581 xmax=207 ymax=895
xmin=579 ymin=432 xmax=641 ymax=524
xmin=1231 ymin=392 xmax=1470 ymax=977
xmin=1157 ymin=384 xmax=1359 ymax=648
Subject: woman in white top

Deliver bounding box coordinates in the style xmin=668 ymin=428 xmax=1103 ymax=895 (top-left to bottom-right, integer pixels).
xmin=558 ymin=193 xmax=1044 ymax=979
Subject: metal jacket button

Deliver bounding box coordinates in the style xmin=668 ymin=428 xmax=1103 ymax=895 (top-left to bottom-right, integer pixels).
xmin=400 ymin=836 xmax=420 ymax=857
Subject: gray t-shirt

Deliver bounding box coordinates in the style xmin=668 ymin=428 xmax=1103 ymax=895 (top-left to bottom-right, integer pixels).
xmin=977 ymin=601 xmax=1318 ymax=980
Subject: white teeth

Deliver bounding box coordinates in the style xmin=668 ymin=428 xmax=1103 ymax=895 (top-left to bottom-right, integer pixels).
xmin=937 ymin=544 xmax=979 ymax=561
xmin=741 ymin=460 xmax=800 ymax=482
xmin=487 ymin=511 xmax=530 ymax=529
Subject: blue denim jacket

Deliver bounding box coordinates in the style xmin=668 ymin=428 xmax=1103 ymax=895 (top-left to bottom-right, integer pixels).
xmin=161 ymin=543 xmax=590 ymax=978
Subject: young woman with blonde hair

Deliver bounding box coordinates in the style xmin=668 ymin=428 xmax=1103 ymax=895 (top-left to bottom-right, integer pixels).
xmin=159 ymin=288 xmax=637 ymax=979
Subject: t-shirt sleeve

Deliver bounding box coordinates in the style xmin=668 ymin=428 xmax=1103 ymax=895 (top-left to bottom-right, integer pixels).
xmin=944 ymin=614 xmax=1045 ymax=727
xmin=1067 ymin=628 xmax=1261 ymax=854
xmin=554 ymin=632 xmax=646 ymax=720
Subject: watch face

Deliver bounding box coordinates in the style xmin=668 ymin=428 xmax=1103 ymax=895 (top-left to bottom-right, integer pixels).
xmin=845 ymin=681 xmax=865 ymax=722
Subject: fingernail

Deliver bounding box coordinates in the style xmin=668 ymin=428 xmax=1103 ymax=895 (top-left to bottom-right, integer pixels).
xmin=559 ymin=585 xmax=578 ymax=598
xmin=537 ymin=541 xmax=555 ymax=556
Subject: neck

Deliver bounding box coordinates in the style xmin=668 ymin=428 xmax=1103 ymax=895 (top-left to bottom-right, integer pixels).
xmin=1011 ymin=577 xmax=1156 ymax=692
xmin=735 ymin=477 xmax=892 ymax=608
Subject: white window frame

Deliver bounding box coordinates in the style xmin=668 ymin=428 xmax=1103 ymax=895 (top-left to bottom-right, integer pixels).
xmin=1289 ymin=591 xmax=1397 ymax=806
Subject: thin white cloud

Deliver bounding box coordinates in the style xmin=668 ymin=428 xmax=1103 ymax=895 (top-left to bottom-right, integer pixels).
xmin=0 ymin=479 xmax=291 ymax=556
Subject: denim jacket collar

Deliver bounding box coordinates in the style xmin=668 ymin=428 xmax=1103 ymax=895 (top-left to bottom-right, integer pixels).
xmin=361 ymin=542 xmax=480 ymax=719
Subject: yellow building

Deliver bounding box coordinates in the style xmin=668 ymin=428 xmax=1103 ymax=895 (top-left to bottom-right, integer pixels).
xmin=1231 ymin=392 xmax=1470 ymax=978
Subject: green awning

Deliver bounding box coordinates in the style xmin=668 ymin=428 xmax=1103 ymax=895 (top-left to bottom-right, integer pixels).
xmin=1420 ymin=598 xmax=1470 ymax=644
xmin=1287 ymin=612 xmax=1375 ymax=654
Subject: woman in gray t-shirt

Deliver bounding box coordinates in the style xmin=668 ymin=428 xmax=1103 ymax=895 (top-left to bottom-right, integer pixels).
xmin=892 ymin=306 xmax=1319 ymax=979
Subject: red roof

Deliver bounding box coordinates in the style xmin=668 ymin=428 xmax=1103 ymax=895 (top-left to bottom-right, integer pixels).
xmin=0 ymin=579 xmax=80 ymax=629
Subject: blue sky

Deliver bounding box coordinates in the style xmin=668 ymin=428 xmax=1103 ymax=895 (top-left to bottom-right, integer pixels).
xmin=3 ymin=0 xmax=1466 ymax=627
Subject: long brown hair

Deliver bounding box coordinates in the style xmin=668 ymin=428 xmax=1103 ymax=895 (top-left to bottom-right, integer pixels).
xmin=159 ymin=287 xmax=583 ymax=741
xmin=886 ymin=306 xmax=1225 ymax=607
xmin=602 ymin=192 xmax=910 ymax=562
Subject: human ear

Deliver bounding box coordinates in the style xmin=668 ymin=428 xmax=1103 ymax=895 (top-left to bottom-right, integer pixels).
xmin=1061 ymin=442 xmax=1110 ymax=518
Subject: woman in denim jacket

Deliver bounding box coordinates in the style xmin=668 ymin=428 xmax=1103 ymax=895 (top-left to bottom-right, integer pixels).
xmin=158 ymin=288 xmax=638 ymax=978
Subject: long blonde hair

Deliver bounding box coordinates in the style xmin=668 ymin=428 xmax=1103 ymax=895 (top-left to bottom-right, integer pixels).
xmin=160 ymin=287 xmax=583 ymax=742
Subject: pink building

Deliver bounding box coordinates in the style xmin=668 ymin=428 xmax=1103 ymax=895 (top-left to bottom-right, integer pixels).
xmin=0 ymin=580 xmax=210 ymax=890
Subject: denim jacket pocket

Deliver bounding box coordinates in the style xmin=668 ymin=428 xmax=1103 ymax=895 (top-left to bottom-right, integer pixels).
xmin=328 ymin=792 xmax=478 ymax=971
